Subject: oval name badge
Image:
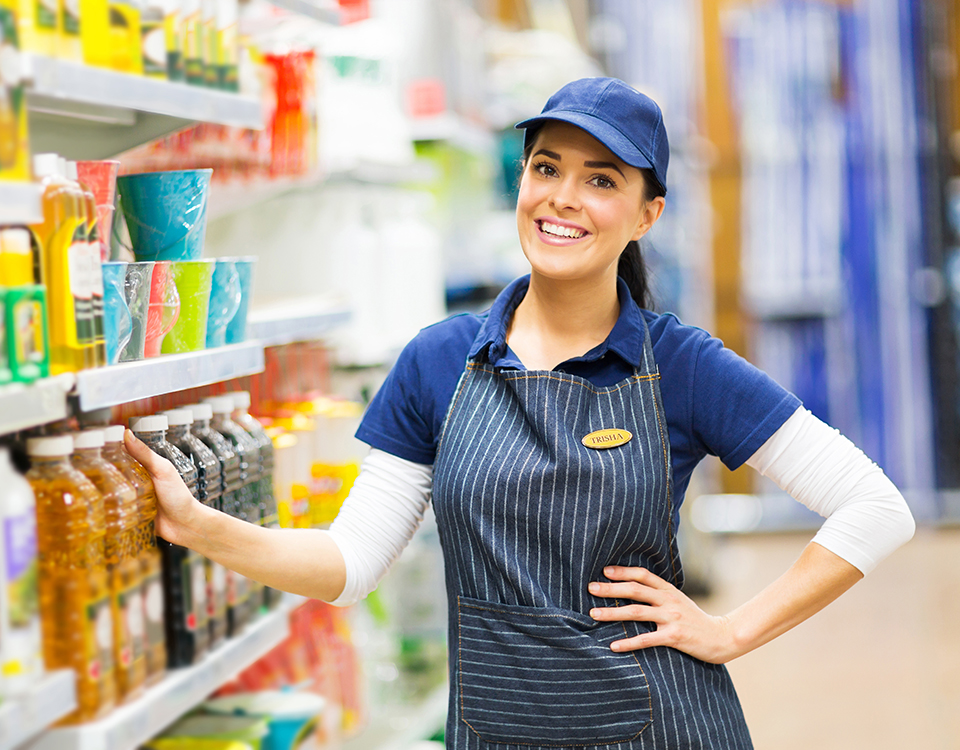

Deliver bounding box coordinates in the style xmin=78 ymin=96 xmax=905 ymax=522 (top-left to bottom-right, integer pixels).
xmin=581 ymin=428 xmax=633 ymax=450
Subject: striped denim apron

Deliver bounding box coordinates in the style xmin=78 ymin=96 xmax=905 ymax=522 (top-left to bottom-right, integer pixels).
xmin=432 ymin=320 xmax=752 ymax=749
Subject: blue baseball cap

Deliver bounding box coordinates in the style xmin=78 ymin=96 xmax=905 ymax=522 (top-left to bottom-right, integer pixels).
xmin=515 ymin=77 xmax=669 ymax=194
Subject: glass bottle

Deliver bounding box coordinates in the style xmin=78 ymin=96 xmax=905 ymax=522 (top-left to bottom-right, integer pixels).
xmin=205 ymin=395 xmax=264 ymax=613
xmin=162 ymin=408 xmax=227 ymax=648
xmin=129 ymin=415 xmax=209 ymax=667
xmin=101 ymin=424 xmax=166 ymax=686
xmin=183 ymin=401 xmax=250 ymax=635
xmin=26 ymin=435 xmax=115 ymax=723
xmin=72 ymin=429 xmax=146 ymax=703
xmin=227 ymin=390 xmax=281 ymax=609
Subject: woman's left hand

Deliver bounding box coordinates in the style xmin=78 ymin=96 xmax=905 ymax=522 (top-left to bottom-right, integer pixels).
xmin=588 ymin=565 xmax=738 ymax=664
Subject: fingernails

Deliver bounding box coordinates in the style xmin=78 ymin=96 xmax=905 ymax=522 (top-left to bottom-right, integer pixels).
xmin=588 ymin=582 xmax=600 ymax=593
xmin=611 ymin=642 xmax=622 ymax=652
xmin=590 ymin=608 xmax=600 ymax=619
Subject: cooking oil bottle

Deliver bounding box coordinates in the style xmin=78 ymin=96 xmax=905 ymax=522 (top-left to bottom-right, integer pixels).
xmin=101 ymin=425 xmax=166 ymax=686
xmin=30 ymin=153 xmax=94 ymax=374
xmin=72 ymin=429 xmax=146 ymax=703
xmin=129 ymin=415 xmax=208 ymax=667
xmin=26 ymin=435 xmax=115 ymax=724
xmin=161 ymin=408 xmax=227 ymax=649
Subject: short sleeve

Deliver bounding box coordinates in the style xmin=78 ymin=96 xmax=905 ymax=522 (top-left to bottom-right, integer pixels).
xmin=691 ymin=335 xmax=802 ymax=470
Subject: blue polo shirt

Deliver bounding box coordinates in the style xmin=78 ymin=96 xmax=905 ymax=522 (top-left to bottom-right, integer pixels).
xmin=356 ymin=276 xmax=801 ymax=507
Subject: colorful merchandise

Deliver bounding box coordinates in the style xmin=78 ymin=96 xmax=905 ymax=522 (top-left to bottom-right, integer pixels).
xmin=108 ymin=0 xmax=143 ymax=73
xmin=0 ymin=1 xmax=31 ymax=182
xmin=79 ymin=0 xmax=110 ymax=67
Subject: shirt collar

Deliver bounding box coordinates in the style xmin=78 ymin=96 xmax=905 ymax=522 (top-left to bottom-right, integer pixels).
xmin=468 ymin=275 xmax=647 ymax=368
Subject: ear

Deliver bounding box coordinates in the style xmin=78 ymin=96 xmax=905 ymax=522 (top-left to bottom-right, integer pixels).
xmin=631 ymin=197 xmax=665 ymax=242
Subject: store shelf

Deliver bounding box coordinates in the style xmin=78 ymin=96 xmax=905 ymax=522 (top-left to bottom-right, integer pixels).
xmin=26 ymin=605 xmax=293 ymax=750
xmin=0 ymin=375 xmax=75 ymax=436
xmin=268 ymin=0 xmax=340 ymax=23
xmin=73 ymin=343 xmax=264 ymax=411
xmin=247 ymin=300 xmax=351 ymax=346
xmin=342 ymin=683 xmax=448 ymax=750
xmin=0 ymin=182 xmax=43 ymax=225
xmin=206 ymin=173 xmax=326 ymax=221
xmin=0 ymin=670 xmax=77 ymax=750
xmin=22 ymin=55 xmax=263 ymax=160
xmin=410 ymin=113 xmax=495 ymax=156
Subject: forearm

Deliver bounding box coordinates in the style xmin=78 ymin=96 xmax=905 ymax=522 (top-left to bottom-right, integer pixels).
xmin=722 ymin=541 xmax=861 ymax=659
xmin=179 ymin=504 xmax=347 ymax=602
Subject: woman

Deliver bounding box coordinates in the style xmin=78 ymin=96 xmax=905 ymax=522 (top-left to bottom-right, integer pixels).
xmin=126 ymin=77 xmax=915 ymax=748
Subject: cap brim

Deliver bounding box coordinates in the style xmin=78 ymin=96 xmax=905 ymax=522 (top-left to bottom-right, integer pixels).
xmin=515 ymin=110 xmax=656 ymax=173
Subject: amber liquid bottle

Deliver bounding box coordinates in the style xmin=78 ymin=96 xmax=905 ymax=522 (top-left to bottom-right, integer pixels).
xmin=162 ymin=408 xmax=228 ymax=648
xmin=129 ymin=415 xmax=209 ymax=667
xmin=26 ymin=435 xmax=116 ymax=724
xmin=72 ymin=429 xmax=146 ymax=703
xmin=101 ymin=425 xmax=166 ymax=685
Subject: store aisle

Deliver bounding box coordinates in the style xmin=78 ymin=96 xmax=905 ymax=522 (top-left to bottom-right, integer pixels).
xmin=697 ymin=528 xmax=960 ymax=749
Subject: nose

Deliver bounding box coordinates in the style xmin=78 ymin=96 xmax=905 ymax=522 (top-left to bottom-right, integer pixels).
xmin=549 ymin=175 xmax=581 ymax=212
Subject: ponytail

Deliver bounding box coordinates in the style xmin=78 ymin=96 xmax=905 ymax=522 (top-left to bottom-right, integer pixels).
xmin=619 ymin=167 xmax=666 ymax=311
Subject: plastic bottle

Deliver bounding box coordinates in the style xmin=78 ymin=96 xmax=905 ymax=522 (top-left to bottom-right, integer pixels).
xmin=129 ymin=415 xmax=208 ymax=667
xmin=215 ymin=0 xmax=237 ymax=91
xmin=66 ymin=160 xmax=106 ymax=367
xmin=163 ymin=0 xmax=183 ymax=80
xmin=101 ymin=425 xmax=166 ymax=686
xmin=139 ymin=0 xmax=167 ymax=78
xmin=108 ymin=0 xmax=144 ymax=74
xmin=0 ymin=227 xmax=50 ymax=384
xmin=71 ymin=430 xmax=146 ymax=703
xmin=13 ymin=0 xmax=58 ymax=57
xmin=59 ymin=0 xmax=82 ymax=61
xmin=180 ymin=0 xmax=202 ymax=84
xmin=205 ymin=395 xmax=263 ymax=612
xmin=183 ymin=401 xmax=249 ymax=635
xmin=30 ymin=153 xmax=94 ymax=374
xmin=0 ymin=447 xmax=42 ymax=697
xmin=161 ymin=408 xmax=227 ymax=648
xmin=26 ymin=435 xmax=115 ymax=724
xmin=227 ymin=391 xmax=280 ymax=609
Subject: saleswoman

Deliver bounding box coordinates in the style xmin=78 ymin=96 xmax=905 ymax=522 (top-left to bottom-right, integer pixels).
xmin=127 ymin=77 xmax=916 ymax=749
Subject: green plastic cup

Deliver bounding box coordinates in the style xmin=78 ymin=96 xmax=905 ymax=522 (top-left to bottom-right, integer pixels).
xmin=161 ymin=260 xmax=216 ymax=354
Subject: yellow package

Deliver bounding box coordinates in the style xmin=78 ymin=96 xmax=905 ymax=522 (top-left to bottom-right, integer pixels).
xmin=0 ymin=2 xmax=32 ymax=182
xmin=108 ymin=0 xmax=143 ymax=74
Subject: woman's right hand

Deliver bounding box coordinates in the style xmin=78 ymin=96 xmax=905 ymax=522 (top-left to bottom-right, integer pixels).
xmin=124 ymin=429 xmax=201 ymax=547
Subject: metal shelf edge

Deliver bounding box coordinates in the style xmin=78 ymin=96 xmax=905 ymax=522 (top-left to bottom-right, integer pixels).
xmin=0 ymin=182 xmax=43 ymax=225
xmin=0 ymin=670 xmax=77 ymax=750
xmin=247 ymin=307 xmax=351 ymax=346
xmin=0 ymin=375 xmax=75 ymax=436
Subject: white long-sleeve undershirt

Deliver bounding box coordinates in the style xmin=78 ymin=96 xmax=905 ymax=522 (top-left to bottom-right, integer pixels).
xmin=325 ymin=408 xmax=915 ymax=606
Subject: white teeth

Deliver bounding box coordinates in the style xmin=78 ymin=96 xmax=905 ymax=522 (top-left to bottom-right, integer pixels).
xmin=541 ymin=221 xmax=584 ymax=239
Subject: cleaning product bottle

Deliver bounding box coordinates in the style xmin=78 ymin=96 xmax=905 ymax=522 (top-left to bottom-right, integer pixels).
xmin=108 ymin=0 xmax=143 ymax=73
xmin=78 ymin=0 xmax=110 ymax=67
xmin=161 ymin=408 xmax=227 ymax=648
xmin=12 ymin=0 xmax=57 ymax=58
xmin=199 ymin=0 xmax=214 ymax=87
xmin=30 ymin=153 xmax=93 ymax=374
xmin=66 ymin=160 xmax=105 ymax=367
xmin=163 ymin=0 xmax=182 ymax=80
xmin=184 ymin=401 xmax=249 ymax=635
xmin=0 ymin=227 xmax=49 ymax=384
xmin=101 ymin=424 xmax=166 ymax=686
xmin=214 ymin=0 xmax=236 ymax=91
xmin=58 ymin=0 xmax=81 ymax=61
xmin=26 ymin=435 xmax=116 ymax=724
xmin=180 ymin=0 xmax=201 ymax=84
xmin=0 ymin=3 xmax=32 ymax=182
xmin=205 ymin=395 xmax=263 ymax=612
xmin=227 ymin=390 xmax=280 ymax=608
xmin=71 ymin=429 xmax=146 ymax=703
xmin=139 ymin=0 xmax=166 ymax=78
xmin=0 ymin=446 xmax=42 ymax=697
xmin=129 ymin=415 xmax=208 ymax=667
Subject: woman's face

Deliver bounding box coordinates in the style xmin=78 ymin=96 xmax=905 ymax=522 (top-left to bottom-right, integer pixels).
xmin=516 ymin=122 xmax=663 ymax=287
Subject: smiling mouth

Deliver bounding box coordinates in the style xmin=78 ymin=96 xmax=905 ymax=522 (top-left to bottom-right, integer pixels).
xmin=538 ymin=220 xmax=587 ymax=239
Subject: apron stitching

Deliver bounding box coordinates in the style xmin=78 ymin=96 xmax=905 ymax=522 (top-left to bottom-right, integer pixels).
xmin=437 ymin=366 xmax=477 ymax=456
xmin=649 ymin=370 xmax=679 ymax=586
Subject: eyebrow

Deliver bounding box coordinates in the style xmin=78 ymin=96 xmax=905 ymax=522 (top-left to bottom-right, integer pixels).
xmin=532 ymin=149 xmax=627 ymax=180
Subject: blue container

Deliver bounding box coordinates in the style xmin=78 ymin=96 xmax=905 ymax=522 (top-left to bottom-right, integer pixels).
xmin=118 ymin=169 xmax=213 ymax=262
xmin=206 ymin=259 xmax=242 ymax=348
xmin=202 ymin=691 xmax=325 ymax=750
xmin=224 ymin=256 xmax=256 ymax=345
xmin=101 ymin=261 xmax=132 ymax=365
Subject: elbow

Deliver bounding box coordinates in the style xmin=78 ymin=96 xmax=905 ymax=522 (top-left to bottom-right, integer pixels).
xmin=894 ymin=502 xmax=917 ymax=549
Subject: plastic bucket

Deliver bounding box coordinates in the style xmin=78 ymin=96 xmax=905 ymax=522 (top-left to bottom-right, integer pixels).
xmin=161 ymin=260 xmax=216 ymax=354
xmin=101 ymin=261 xmax=132 ymax=365
xmin=224 ymin=256 xmax=256 ymax=345
xmin=206 ymin=258 xmax=242 ymax=348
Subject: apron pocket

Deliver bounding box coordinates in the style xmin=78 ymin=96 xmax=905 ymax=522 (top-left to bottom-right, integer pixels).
xmin=457 ymin=596 xmax=652 ymax=747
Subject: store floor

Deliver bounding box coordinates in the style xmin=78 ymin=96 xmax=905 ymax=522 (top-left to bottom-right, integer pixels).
xmin=697 ymin=527 xmax=960 ymax=749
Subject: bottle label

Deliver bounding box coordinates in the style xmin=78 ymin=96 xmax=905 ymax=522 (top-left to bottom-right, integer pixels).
xmin=36 ymin=0 xmax=57 ymax=29
xmin=87 ymin=595 xmax=114 ymax=679
xmin=66 ymin=223 xmax=93 ymax=347
xmin=143 ymin=573 xmax=165 ymax=649
xmin=62 ymin=0 xmax=80 ymax=35
xmin=226 ymin=569 xmax=248 ymax=606
xmin=117 ymin=585 xmax=144 ymax=666
xmin=142 ymin=21 xmax=167 ymax=75
xmin=12 ymin=297 xmax=47 ymax=367
xmin=4 ymin=514 xmax=39 ymax=626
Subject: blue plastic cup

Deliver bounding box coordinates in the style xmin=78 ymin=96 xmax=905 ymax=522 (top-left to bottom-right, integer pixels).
xmin=225 ymin=256 xmax=256 ymax=344
xmin=117 ymin=169 xmax=213 ymax=262
xmin=101 ymin=262 xmax=132 ymax=365
xmin=206 ymin=258 xmax=242 ymax=348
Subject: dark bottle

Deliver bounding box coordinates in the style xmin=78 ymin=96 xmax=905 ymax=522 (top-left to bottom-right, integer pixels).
xmin=162 ymin=408 xmax=228 ymax=649
xmin=205 ymin=396 xmax=265 ymax=614
xmin=227 ymin=390 xmax=281 ymax=610
xmin=183 ymin=402 xmax=251 ymax=635
xmin=128 ymin=415 xmax=209 ymax=667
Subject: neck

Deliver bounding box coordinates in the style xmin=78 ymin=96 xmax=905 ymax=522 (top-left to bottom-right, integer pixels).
xmin=507 ymin=271 xmax=620 ymax=370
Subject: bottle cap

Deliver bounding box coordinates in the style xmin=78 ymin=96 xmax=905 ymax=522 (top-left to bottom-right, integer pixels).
xmin=102 ymin=425 xmax=125 ymax=443
xmin=129 ymin=415 xmax=169 ymax=433
xmin=183 ymin=403 xmax=213 ymax=421
xmin=227 ymin=390 xmax=251 ymax=410
xmin=74 ymin=430 xmax=105 ymax=449
xmin=204 ymin=396 xmax=234 ymax=415
xmin=26 ymin=435 xmax=75 ymax=457
xmin=33 ymin=153 xmax=60 ymax=178
xmin=163 ymin=408 xmax=194 ymax=426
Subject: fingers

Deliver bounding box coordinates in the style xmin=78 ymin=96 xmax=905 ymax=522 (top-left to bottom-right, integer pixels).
xmin=602 ymin=565 xmax=672 ymax=589
xmin=590 ymin=603 xmax=663 ymax=623
xmin=124 ymin=429 xmax=170 ymax=476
